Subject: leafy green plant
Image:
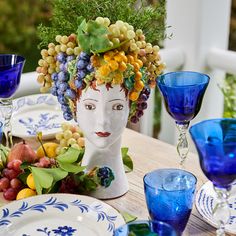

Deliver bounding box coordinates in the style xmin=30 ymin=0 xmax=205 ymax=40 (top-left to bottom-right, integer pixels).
xmin=220 ymin=74 xmax=236 ymax=118
xmin=38 ymin=0 xmax=166 ymax=48
xmin=0 ymin=0 xmax=52 ymax=71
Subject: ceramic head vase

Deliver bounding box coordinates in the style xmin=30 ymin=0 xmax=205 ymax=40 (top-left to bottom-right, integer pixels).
xmin=36 ymin=17 xmax=165 ymax=199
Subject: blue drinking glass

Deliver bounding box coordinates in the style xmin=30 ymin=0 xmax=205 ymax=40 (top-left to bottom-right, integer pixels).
xmin=114 ymin=220 xmax=177 ymax=236
xmin=157 ymin=71 xmax=209 ymax=165
xmin=190 ymin=118 xmax=236 ymax=236
xmin=0 ymin=54 xmax=25 ymax=147
xmin=143 ymin=168 xmax=197 ymax=236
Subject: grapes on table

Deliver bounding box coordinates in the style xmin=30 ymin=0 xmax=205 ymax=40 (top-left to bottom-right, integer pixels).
xmin=55 ymin=122 xmax=85 ymax=154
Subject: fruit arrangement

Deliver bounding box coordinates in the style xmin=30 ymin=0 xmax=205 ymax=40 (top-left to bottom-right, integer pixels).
xmin=36 ymin=16 xmax=165 ymax=123
xmin=0 ymin=123 xmax=131 ymax=201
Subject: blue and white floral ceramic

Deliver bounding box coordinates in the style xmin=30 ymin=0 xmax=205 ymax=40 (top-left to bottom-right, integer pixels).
xmin=195 ymin=181 xmax=236 ymax=234
xmin=11 ymin=94 xmax=69 ymax=139
xmin=0 ymin=193 xmax=125 ymax=236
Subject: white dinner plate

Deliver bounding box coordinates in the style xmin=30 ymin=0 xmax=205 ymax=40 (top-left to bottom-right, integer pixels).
xmin=12 ymin=94 xmax=67 ymax=140
xmin=0 ymin=193 xmax=125 ymax=236
xmin=195 ymin=181 xmax=236 ymax=234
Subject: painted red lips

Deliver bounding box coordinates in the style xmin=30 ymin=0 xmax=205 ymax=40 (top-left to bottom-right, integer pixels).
xmin=95 ymin=132 xmax=111 ymax=137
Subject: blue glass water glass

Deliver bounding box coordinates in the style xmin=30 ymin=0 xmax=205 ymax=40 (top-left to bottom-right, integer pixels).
xmin=143 ymin=168 xmax=197 ymax=235
xmin=0 ymin=54 xmax=25 ymax=147
xmin=190 ymin=118 xmax=236 ymax=236
xmin=157 ymin=71 xmax=210 ymax=165
xmin=114 ymin=220 xmax=177 ymax=236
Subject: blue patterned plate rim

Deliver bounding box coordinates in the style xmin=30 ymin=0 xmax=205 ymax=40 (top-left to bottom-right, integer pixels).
xmin=195 ymin=181 xmax=236 ymax=234
xmin=0 ymin=193 xmax=125 ymax=236
xmin=11 ymin=94 xmax=68 ymax=139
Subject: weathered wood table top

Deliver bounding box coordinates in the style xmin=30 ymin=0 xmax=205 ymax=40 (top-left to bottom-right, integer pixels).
xmin=105 ymin=128 xmax=233 ymax=236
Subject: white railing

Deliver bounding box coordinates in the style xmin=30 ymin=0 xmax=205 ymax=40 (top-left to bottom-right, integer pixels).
xmin=207 ymin=48 xmax=236 ymax=74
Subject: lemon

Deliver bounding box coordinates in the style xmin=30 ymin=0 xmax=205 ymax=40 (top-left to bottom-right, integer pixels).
xmin=36 ymin=142 xmax=59 ymax=158
xmin=16 ymin=188 xmax=36 ymax=200
xmin=26 ymin=173 xmax=36 ymax=190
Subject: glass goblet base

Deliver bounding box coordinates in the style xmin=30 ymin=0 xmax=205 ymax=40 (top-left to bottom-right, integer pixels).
xmin=0 ymin=98 xmax=13 ymax=147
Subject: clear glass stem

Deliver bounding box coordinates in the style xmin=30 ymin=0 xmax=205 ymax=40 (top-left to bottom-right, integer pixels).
xmin=0 ymin=98 xmax=13 ymax=147
xmin=213 ymin=186 xmax=231 ymax=236
xmin=176 ymin=122 xmax=189 ymax=167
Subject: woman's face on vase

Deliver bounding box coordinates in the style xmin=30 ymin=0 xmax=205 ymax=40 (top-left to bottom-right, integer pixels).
xmin=76 ymin=84 xmax=129 ymax=149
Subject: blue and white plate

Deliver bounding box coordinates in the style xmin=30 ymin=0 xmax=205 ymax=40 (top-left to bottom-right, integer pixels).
xmin=12 ymin=94 xmax=68 ymax=140
xmin=195 ymin=181 xmax=236 ymax=234
xmin=0 ymin=193 xmax=125 ymax=236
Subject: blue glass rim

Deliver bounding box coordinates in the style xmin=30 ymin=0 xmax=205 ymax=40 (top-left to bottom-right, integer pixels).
xmin=143 ymin=168 xmax=197 ymax=191
xmin=0 ymin=54 xmax=25 ymax=67
xmin=189 ymin=118 xmax=236 ymax=142
xmin=115 ymin=220 xmax=177 ymax=234
xmin=157 ymin=71 xmax=210 ymax=88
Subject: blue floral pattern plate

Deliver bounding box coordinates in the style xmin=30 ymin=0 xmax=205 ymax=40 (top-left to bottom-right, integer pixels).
xmin=12 ymin=94 xmax=68 ymax=139
xmin=0 ymin=193 xmax=125 ymax=236
xmin=195 ymin=181 xmax=236 ymax=234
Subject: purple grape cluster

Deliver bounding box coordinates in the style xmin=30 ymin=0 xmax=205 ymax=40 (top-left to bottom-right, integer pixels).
xmin=74 ymin=52 xmax=94 ymax=89
xmin=130 ymin=86 xmax=151 ymax=123
xmin=97 ymin=166 xmax=115 ymax=188
xmin=50 ymin=52 xmax=77 ymax=120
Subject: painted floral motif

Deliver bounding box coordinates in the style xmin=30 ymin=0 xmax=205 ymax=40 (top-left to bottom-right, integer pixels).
xmin=18 ymin=113 xmax=60 ymax=135
xmin=37 ymin=226 xmax=77 ymax=236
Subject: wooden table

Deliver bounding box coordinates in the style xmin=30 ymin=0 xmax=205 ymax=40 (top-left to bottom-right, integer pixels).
xmin=0 ymin=128 xmax=233 ymax=235
xmin=105 ymin=128 xmax=233 ymax=236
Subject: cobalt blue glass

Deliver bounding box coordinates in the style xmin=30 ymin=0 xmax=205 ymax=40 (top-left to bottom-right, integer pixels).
xmin=114 ymin=220 xmax=177 ymax=236
xmin=190 ymin=118 xmax=236 ymax=236
xmin=157 ymin=71 xmax=210 ymax=165
xmin=143 ymin=168 xmax=197 ymax=236
xmin=0 ymin=54 xmax=25 ymax=147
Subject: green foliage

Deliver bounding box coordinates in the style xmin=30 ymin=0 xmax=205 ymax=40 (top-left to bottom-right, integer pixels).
xmin=38 ymin=0 xmax=166 ymax=48
xmin=221 ymin=74 xmax=236 ymax=118
xmin=0 ymin=0 xmax=52 ymax=71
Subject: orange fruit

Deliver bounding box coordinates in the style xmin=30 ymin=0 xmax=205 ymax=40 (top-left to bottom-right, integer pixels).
xmin=16 ymin=188 xmax=36 ymax=200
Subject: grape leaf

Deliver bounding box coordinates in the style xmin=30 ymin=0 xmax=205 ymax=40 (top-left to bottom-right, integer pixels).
xmin=40 ymin=168 xmax=68 ymax=182
xmin=31 ymin=167 xmax=54 ymax=194
xmin=122 ymin=147 xmax=133 ymax=173
xmin=77 ymin=19 xmax=111 ymax=54
xmin=120 ymin=211 xmax=137 ymax=223
xmin=57 ymin=147 xmax=82 ymax=163
xmin=58 ymin=161 xmax=85 ymax=174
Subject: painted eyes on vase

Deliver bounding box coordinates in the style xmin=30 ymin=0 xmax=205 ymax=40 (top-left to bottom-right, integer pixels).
xmin=84 ymin=103 xmax=124 ymax=111
xmin=85 ymin=103 xmax=96 ymax=110
xmin=112 ymin=103 xmax=124 ymax=111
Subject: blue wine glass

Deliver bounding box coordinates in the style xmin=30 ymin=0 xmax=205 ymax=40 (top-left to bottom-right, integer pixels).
xmin=0 ymin=54 xmax=25 ymax=147
xmin=157 ymin=71 xmax=209 ymax=166
xmin=190 ymin=118 xmax=236 ymax=236
xmin=143 ymin=168 xmax=197 ymax=235
xmin=114 ymin=220 xmax=177 ymax=236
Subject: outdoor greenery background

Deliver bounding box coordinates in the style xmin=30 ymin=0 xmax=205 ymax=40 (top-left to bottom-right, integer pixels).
xmin=1 ymin=0 xmax=236 ymax=135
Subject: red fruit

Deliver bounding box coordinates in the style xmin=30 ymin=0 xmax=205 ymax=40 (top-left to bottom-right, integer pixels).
xmin=3 ymin=188 xmax=17 ymax=201
xmin=10 ymin=178 xmax=22 ymax=189
xmin=7 ymin=161 xmax=14 ymax=169
xmin=0 ymin=177 xmax=10 ymax=191
xmin=8 ymin=140 xmax=38 ymax=163
xmin=3 ymin=169 xmax=19 ymax=180
xmin=12 ymin=160 xmax=22 ymax=171
xmin=39 ymin=157 xmax=51 ymax=167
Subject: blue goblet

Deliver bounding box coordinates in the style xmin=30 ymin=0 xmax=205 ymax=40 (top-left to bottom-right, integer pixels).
xmin=114 ymin=220 xmax=177 ymax=236
xmin=157 ymin=71 xmax=209 ymax=166
xmin=190 ymin=118 xmax=236 ymax=236
xmin=0 ymin=54 xmax=25 ymax=147
xmin=143 ymin=168 xmax=197 ymax=235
